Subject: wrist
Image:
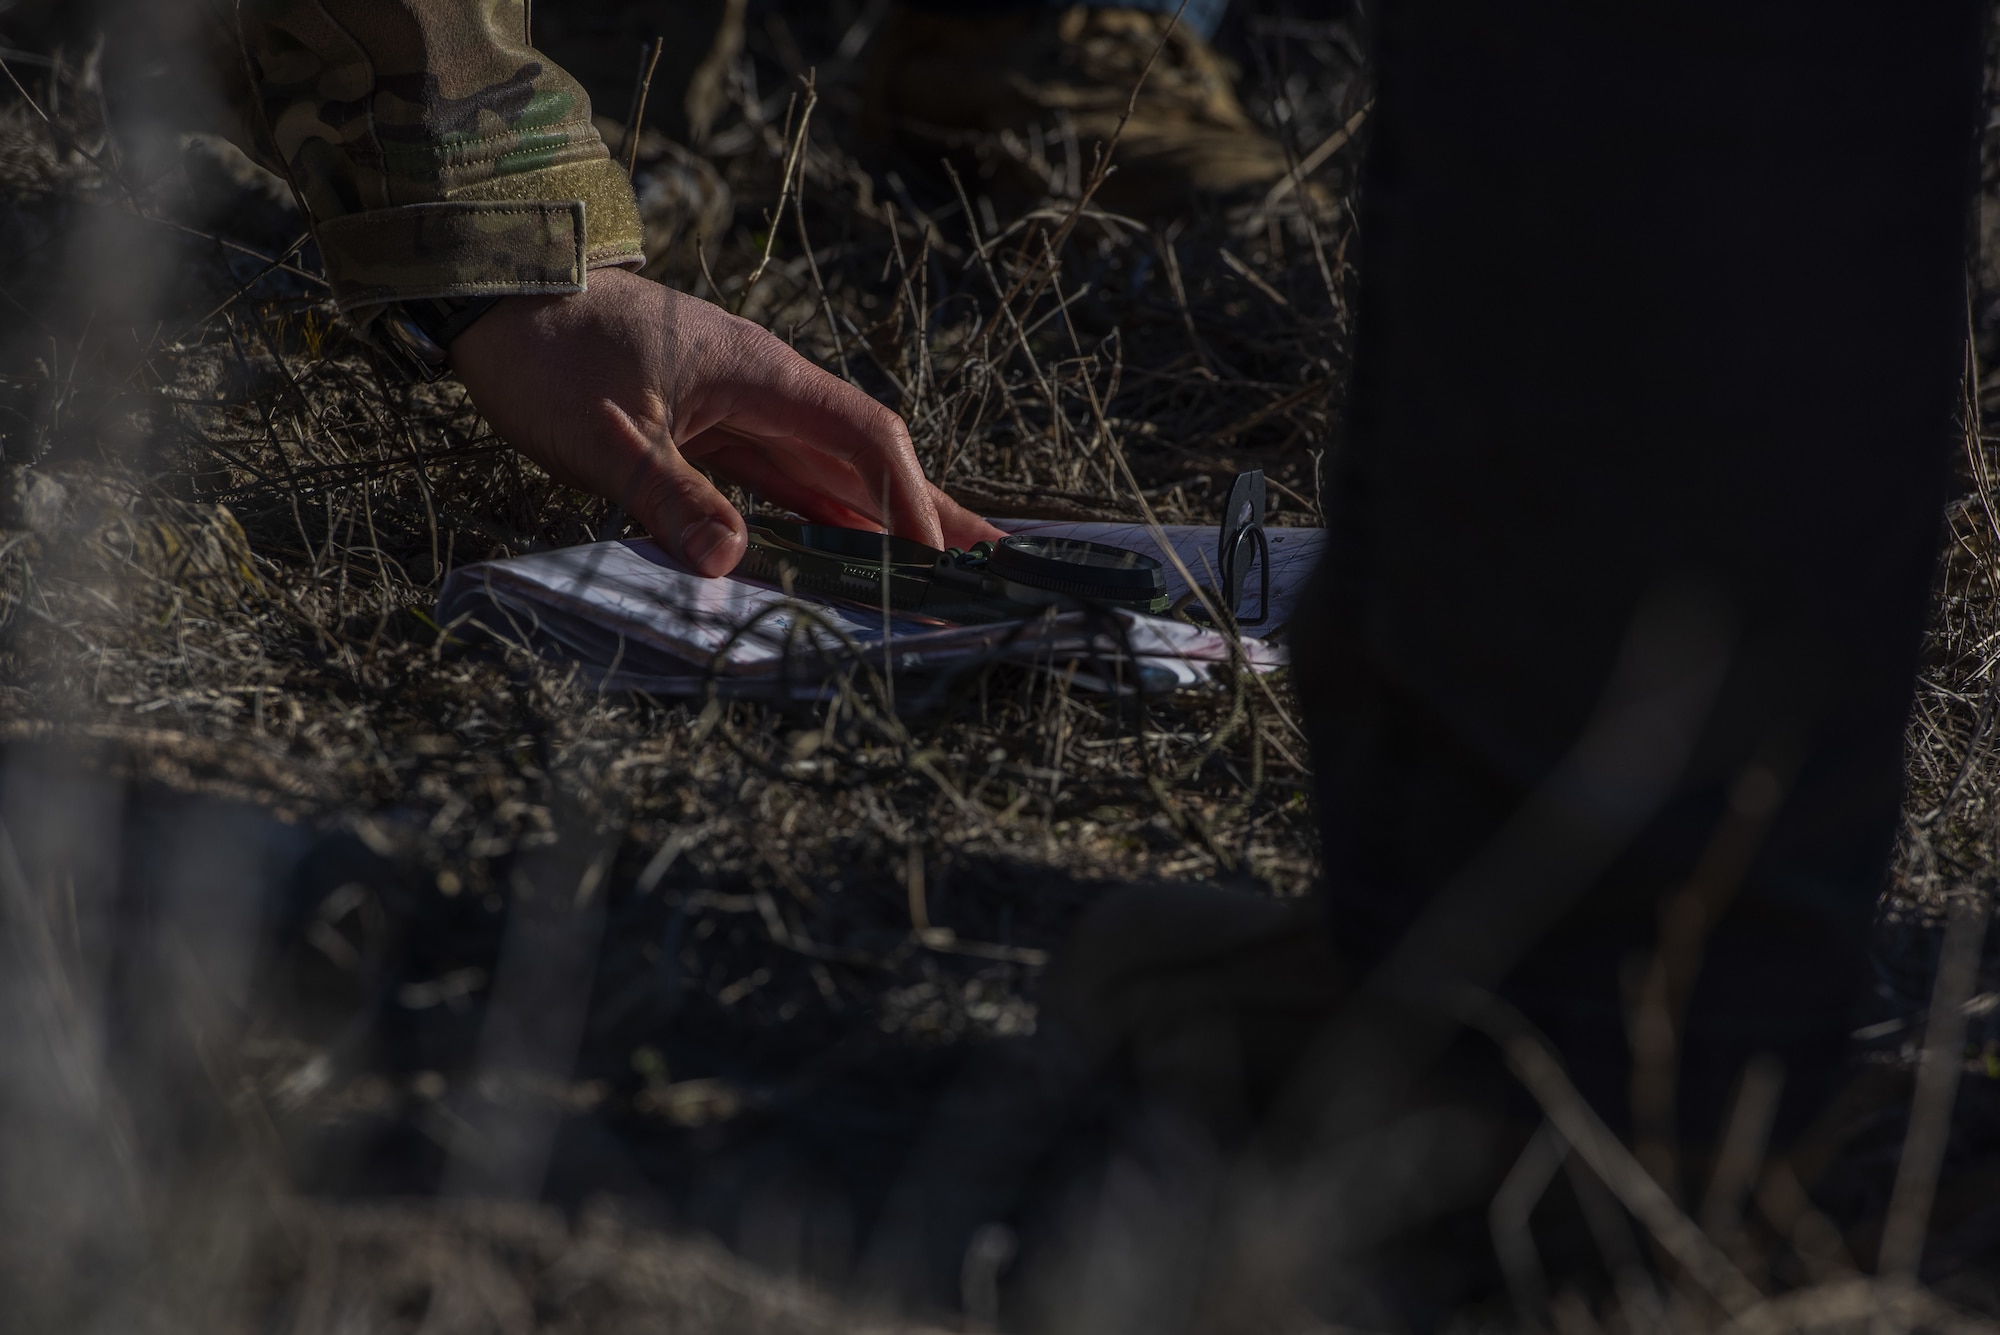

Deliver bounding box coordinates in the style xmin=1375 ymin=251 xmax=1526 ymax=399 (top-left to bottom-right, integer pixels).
xmin=374 ymin=294 xmax=508 ymax=382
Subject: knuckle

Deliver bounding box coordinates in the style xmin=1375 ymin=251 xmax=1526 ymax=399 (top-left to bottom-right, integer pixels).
xmin=724 ymin=315 xmax=784 ymax=360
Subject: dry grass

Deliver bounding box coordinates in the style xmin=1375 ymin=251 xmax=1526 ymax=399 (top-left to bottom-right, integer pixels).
xmin=0 ymin=6 xmax=1997 ymax=1332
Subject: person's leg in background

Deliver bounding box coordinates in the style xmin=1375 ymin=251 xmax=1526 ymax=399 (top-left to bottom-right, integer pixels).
xmin=1299 ymin=0 xmax=1988 ymax=1154
xmin=539 ymin=0 xmax=1339 ymax=232
xmin=861 ymin=0 xmax=1319 ymax=216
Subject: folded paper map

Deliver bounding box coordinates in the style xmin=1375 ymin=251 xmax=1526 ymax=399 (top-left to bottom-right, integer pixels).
xmin=435 ymin=520 xmax=1326 ymax=699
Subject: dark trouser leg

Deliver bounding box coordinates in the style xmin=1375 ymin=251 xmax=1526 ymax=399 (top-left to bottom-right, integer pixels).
xmin=1299 ymin=0 xmax=1987 ymax=1142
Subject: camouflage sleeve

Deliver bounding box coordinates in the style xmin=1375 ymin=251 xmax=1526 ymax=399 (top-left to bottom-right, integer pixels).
xmin=225 ymin=0 xmax=646 ymax=323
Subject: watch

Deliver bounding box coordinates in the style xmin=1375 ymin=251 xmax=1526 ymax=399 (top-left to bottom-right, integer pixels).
xmin=374 ymin=294 xmax=504 ymax=382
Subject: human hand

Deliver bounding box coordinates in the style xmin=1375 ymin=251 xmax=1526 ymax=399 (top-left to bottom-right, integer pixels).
xmin=450 ymin=267 xmax=1000 ymax=576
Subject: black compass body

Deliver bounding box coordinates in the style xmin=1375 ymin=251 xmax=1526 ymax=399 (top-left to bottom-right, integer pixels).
xmin=733 ymin=518 xmax=1169 ymax=623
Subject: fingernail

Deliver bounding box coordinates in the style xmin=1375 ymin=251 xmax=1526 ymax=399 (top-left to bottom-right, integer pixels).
xmin=681 ymin=517 xmax=739 ymax=571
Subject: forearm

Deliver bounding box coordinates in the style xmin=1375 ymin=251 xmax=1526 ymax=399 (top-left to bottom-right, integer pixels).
xmin=219 ymin=0 xmax=644 ymax=327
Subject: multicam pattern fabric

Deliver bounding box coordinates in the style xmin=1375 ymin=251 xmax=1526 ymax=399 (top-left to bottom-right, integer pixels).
xmin=218 ymin=0 xmax=645 ymax=317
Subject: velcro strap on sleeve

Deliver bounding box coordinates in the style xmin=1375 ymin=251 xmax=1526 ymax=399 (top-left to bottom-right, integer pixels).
xmin=315 ymin=200 xmax=589 ymax=312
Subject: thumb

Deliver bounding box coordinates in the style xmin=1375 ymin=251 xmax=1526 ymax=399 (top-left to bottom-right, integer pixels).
xmin=620 ymin=434 xmax=748 ymax=577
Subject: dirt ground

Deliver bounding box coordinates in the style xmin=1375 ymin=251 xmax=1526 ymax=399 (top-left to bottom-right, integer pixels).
xmin=2 ymin=4 xmax=1999 ymax=1332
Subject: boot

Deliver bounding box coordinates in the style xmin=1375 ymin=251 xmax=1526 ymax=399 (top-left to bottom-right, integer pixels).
xmin=862 ymin=6 xmax=1306 ymax=217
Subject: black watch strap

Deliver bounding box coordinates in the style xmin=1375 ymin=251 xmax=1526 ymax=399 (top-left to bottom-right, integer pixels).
xmin=375 ymin=294 xmax=504 ymax=382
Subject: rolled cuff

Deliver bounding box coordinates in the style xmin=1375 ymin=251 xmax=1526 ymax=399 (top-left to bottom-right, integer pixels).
xmin=317 ymin=156 xmax=646 ymax=318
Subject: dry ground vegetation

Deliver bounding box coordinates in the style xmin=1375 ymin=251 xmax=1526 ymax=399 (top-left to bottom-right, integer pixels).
xmin=0 ymin=4 xmax=1998 ymax=1333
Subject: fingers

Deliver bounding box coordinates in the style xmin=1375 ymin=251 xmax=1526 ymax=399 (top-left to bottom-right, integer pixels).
xmin=609 ymin=415 xmax=748 ymax=577
xmin=695 ymin=443 xmax=886 ymax=534
xmin=698 ymin=329 xmax=946 ymax=548
xmin=930 ymin=487 xmax=1006 ymax=548
xmin=688 ymin=429 xmax=1004 ymax=552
